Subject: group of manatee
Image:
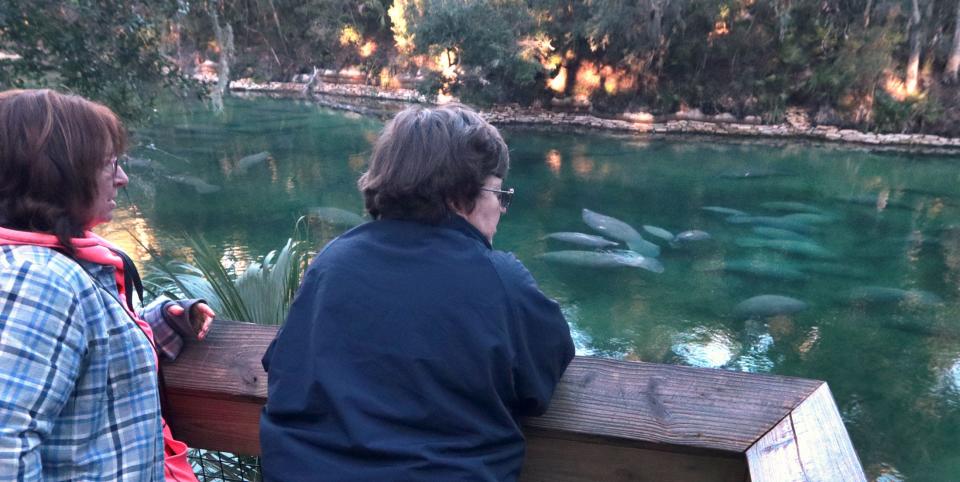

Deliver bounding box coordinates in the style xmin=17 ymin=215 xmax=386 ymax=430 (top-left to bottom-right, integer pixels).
xmin=132 ymin=146 xmax=273 ymax=194
xmin=215 ymin=165 xmax=950 ymax=324
xmin=538 ymin=208 xmax=713 ymax=275
xmin=537 ymin=202 xmax=945 ymax=321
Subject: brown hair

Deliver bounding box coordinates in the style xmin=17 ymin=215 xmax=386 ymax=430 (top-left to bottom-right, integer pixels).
xmin=0 ymin=89 xmax=127 ymax=252
xmin=358 ymin=103 xmax=509 ymax=223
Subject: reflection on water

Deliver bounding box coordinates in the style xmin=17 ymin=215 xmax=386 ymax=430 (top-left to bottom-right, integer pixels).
xmin=946 ymin=359 xmax=960 ymax=402
xmin=671 ymin=326 xmax=738 ymax=368
xmin=94 ymin=205 xmax=158 ymax=269
xmin=126 ymin=96 xmax=960 ymax=481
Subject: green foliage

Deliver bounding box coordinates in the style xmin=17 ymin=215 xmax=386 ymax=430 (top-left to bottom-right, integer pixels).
xmin=802 ymin=26 xmax=896 ymax=108
xmin=409 ymin=0 xmax=540 ymax=104
xmin=165 ymin=0 xmax=396 ymax=83
xmin=872 ymin=90 xmax=944 ymax=133
xmin=4 ymin=0 xmax=960 ymax=133
xmin=0 ymin=0 xmax=192 ymax=121
xmin=145 ymin=220 xmax=312 ymax=325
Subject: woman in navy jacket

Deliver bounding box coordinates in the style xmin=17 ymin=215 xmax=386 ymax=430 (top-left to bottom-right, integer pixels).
xmin=260 ymin=103 xmax=575 ymax=481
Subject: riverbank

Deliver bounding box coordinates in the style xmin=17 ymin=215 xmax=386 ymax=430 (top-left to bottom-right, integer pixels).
xmin=229 ymin=78 xmax=960 ymax=152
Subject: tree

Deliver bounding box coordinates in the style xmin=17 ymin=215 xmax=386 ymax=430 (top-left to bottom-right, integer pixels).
xmin=944 ymin=0 xmax=960 ymax=83
xmin=410 ymin=0 xmax=538 ymax=103
xmin=905 ymin=0 xmax=922 ymax=94
xmin=0 ymin=0 xmax=189 ymax=121
xmin=904 ymin=0 xmax=934 ymax=95
xmin=206 ymin=0 xmax=235 ymax=112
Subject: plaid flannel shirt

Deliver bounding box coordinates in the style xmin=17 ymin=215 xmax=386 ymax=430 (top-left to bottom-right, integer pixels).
xmin=0 ymin=245 xmax=184 ymax=481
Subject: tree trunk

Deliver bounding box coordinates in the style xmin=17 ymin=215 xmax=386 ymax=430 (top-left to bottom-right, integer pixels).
xmin=208 ymin=3 xmax=234 ymax=113
xmin=775 ymin=0 xmax=791 ymax=42
xmin=863 ymin=0 xmax=873 ymax=28
xmin=265 ymin=0 xmax=288 ymax=53
xmin=905 ymin=0 xmax=923 ymax=95
xmin=945 ymin=0 xmax=960 ymax=83
xmin=648 ymin=0 xmax=665 ymax=44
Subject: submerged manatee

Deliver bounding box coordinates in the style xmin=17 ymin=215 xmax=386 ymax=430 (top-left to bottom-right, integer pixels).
xmin=307 ymin=207 xmax=366 ymax=228
xmin=726 ymin=215 xmax=817 ymax=234
xmin=881 ymin=317 xmax=960 ymax=339
xmin=780 ymin=213 xmax=837 ymax=225
xmin=125 ymin=156 xmax=155 ymax=169
xmin=673 ymin=230 xmax=711 ymax=242
xmin=760 ymin=201 xmax=827 ymax=215
xmin=539 ymin=250 xmax=664 ymax=273
xmin=718 ymin=169 xmax=793 ymax=179
xmin=835 ymin=194 xmax=912 ymax=211
xmin=848 ymin=286 xmax=943 ymax=308
xmin=543 ymin=232 xmax=619 ymax=248
xmin=167 ymin=174 xmax=221 ymax=194
xmin=735 ymin=237 xmax=836 ymax=259
xmin=670 ymin=230 xmax=712 ymax=249
xmin=236 ymin=151 xmax=272 ymax=173
xmin=733 ymin=295 xmax=808 ymax=319
xmin=751 ymin=226 xmax=814 ymax=243
xmin=582 ymin=208 xmax=642 ymax=241
xmin=626 ymin=238 xmax=661 ymax=257
xmin=716 ymin=259 xmax=809 ymax=281
xmin=702 ymin=206 xmax=748 ymax=217
xmin=607 ymin=250 xmax=666 ymax=273
xmin=582 ymin=209 xmax=660 ymax=257
xmin=643 ymin=225 xmax=675 ymax=243
xmin=799 ymin=262 xmax=869 ymax=280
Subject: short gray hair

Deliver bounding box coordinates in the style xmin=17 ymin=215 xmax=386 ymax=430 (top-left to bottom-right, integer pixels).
xmin=358 ymin=103 xmax=509 ymax=223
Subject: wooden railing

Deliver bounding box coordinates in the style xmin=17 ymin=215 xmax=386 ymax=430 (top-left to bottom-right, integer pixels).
xmin=162 ymin=321 xmax=866 ymax=481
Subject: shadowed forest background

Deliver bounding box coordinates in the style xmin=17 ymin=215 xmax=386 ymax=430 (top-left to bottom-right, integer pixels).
xmin=3 ymin=0 xmax=960 ymax=133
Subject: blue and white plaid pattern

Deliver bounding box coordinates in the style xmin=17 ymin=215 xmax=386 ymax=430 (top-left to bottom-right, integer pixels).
xmin=140 ymin=297 xmax=183 ymax=361
xmin=0 ymin=245 xmax=166 ymax=481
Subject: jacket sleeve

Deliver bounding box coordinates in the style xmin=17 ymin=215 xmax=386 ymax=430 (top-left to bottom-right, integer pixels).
xmin=140 ymin=296 xmax=206 ymax=361
xmin=495 ymin=253 xmax=575 ymax=417
xmin=0 ymin=259 xmax=87 ymax=479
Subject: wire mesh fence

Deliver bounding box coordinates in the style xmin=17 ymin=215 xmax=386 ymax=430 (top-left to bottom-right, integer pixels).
xmin=189 ymin=449 xmax=262 ymax=482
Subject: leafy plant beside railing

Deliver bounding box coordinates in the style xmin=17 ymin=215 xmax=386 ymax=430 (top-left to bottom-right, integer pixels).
xmin=136 ymin=219 xmax=315 ymax=480
xmin=143 ymin=219 xmax=313 ymax=326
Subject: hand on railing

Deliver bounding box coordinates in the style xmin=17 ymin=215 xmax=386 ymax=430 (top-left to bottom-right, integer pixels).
xmin=166 ymin=303 xmax=215 ymax=341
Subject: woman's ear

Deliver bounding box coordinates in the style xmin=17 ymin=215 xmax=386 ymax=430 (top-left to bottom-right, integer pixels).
xmin=448 ymin=198 xmax=467 ymax=217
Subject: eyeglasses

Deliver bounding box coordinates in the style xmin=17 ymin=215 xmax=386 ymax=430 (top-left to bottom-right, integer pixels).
xmin=480 ymin=187 xmax=515 ymax=210
xmin=105 ymin=156 xmax=124 ymax=176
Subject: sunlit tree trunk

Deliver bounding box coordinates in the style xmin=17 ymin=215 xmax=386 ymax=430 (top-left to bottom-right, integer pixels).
xmin=864 ymin=0 xmax=873 ymax=28
xmin=208 ymin=2 xmax=234 ymax=113
xmin=945 ymin=0 xmax=960 ymax=83
xmin=905 ymin=0 xmax=923 ymax=95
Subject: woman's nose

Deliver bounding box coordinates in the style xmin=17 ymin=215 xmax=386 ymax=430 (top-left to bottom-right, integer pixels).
xmin=115 ymin=165 xmax=129 ymax=187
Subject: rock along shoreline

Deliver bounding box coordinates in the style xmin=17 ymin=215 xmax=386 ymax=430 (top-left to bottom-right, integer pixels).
xmin=229 ymin=78 xmax=960 ymax=154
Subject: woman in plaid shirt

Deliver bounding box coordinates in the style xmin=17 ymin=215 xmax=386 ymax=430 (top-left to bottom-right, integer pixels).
xmin=0 ymin=89 xmax=214 ymax=481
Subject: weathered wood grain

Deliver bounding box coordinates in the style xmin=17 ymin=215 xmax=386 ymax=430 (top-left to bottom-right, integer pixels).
xmin=526 ymin=357 xmax=821 ymax=453
xmin=789 ymin=384 xmax=866 ymax=481
xmin=162 ymin=319 xmax=862 ymax=481
xmin=162 ymin=320 xmax=273 ymax=455
xmin=746 ymin=416 xmax=805 ymax=481
xmin=523 ymin=432 xmax=748 ymax=482
xmin=162 ymin=320 xmax=273 ymax=400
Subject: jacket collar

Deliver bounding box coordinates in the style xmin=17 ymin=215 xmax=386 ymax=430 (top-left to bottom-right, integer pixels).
xmin=440 ymin=215 xmax=492 ymax=249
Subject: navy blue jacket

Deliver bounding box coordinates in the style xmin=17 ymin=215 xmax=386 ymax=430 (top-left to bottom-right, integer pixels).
xmin=260 ymin=216 xmax=574 ymax=481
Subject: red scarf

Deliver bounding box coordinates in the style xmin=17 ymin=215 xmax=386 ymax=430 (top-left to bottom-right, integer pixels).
xmin=0 ymin=226 xmax=142 ymax=324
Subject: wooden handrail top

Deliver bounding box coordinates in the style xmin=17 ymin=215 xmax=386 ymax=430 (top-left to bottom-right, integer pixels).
xmin=162 ymin=320 xmax=865 ymax=481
